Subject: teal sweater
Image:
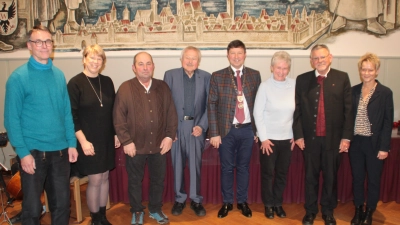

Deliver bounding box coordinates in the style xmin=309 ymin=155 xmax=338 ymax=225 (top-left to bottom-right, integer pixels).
xmin=4 ymin=56 xmax=76 ymax=158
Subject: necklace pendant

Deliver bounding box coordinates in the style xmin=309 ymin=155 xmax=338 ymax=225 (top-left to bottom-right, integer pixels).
xmin=101 ymin=104 xmax=103 ymax=107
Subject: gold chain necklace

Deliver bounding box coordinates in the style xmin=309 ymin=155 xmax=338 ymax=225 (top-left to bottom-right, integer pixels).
xmin=85 ymin=75 xmax=103 ymax=107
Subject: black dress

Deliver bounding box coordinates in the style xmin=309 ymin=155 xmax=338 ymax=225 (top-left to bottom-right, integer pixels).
xmin=67 ymin=72 xmax=116 ymax=175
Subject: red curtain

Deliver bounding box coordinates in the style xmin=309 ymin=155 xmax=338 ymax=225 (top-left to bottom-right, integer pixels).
xmin=110 ymin=138 xmax=400 ymax=204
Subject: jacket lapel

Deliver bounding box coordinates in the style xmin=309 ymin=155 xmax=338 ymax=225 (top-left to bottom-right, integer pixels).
xmin=178 ymin=69 xmax=185 ymax=109
xmin=194 ymin=71 xmax=203 ymax=109
xmin=368 ymin=82 xmax=381 ymax=105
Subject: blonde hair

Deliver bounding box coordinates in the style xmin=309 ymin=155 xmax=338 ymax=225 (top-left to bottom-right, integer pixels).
xmin=82 ymin=44 xmax=106 ymax=67
xmin=358 ymin=53 xmax=380 ymax=71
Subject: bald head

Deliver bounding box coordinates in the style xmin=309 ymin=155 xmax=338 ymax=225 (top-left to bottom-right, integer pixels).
xmin=133 ymin=52 xmax=153 ymax=65
xmin=132 ymin=51 xmax=155 ymax=84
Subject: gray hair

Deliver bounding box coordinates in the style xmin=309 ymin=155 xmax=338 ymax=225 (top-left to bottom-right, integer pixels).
xmin=271 ymin=51 xmax=291 ymax=68
xmin=310 ymin=44 xmax=330 ymax=57
xmin=180 ymin=46 xmax=202 ymax=63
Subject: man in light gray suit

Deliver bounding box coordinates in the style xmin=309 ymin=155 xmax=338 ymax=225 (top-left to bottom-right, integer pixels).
xmin=164 ymin=46 xmax=211 ymax=217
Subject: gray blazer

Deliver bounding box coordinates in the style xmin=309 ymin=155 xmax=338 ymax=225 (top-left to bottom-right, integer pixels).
xmin=164 ymin=68 xmax=211 ymax=136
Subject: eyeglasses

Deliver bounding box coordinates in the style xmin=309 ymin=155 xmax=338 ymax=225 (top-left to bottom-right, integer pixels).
xmin=29 ymin=39 xmax=53 ymax=47
xmin=311 ymin=55 xmax=329 ymax=61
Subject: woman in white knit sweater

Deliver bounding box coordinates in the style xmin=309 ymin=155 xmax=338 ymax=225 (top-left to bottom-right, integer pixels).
xmin=253 ymin=51 xmax=295 ymax=220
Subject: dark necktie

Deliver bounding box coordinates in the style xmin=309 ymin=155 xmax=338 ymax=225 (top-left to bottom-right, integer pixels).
xmin=235 ymin=70 xmax=245 ymax=124
xmin=316 ymin=75 xmax=326 ymax=136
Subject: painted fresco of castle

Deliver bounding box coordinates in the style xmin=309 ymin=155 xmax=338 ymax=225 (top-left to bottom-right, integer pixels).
xmin=53 ymin=0 xmax=332 ymax=50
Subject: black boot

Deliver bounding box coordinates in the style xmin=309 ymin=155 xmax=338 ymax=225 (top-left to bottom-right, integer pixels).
xmin=361 ymin=207 xmax=375 ymax=225
xmin=90 ymin=211 xmax=102 ymax=225
xmin=99 ymin=206 xmax=112 ymax=225
xmin=351 ymin=205 xmax=364 ymax=225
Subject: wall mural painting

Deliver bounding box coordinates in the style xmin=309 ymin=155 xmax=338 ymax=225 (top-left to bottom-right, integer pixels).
xmin=0 ymin=0 xmax=399 ymax=52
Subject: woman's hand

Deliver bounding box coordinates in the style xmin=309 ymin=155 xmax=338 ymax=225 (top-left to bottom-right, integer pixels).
xmin=114 ymin=135 xmax=121 ymax=148
xmin=260 ymin=139 xmax=274 ymax=156
xmin=81 ymin=140 xmax=95 ymax=156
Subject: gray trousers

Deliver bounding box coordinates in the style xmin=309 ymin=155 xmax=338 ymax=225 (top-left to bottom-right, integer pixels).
xmin=171 ymin=120 xmax=204 ymax=203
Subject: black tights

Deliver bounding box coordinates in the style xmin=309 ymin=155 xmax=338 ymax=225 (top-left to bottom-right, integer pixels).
xmin=86 ymin=171 xmax=109 ymax=213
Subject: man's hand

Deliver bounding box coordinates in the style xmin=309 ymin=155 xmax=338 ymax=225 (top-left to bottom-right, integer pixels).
xmin=210 ymin=136 xmax=222 ymax=149
xmin=68 ymin=148 xmax=78 ymax=162
xmin=295 ymin=138 xmax=305 ymax=150
xmin=124 ymin=143 xmax=137 ymax=157
xmin=81 ymin=140 xmax=95 ymax=156
xmin=160 ymin=137 xmax=173 ymax=155
xmin=377 ymin=151 xmax=388 ymax=160
xmin=21 ymin=154 xmax=36 ymax=174
xmin=260 ymin=139 xmax=274 ymax=155
xmin=192 ymin=126 xmax=203 ymax=137
xmin=114 ymin=135 xmax=121 ymax=148
xmin=339 ymin=139 xmax=350 ymax=153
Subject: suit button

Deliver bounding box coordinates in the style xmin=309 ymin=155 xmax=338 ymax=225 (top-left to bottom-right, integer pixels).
xmin=316 ymin=92 xmax=319 ymax=94
xmin=312 ymin=137 xmax=315 ymax=140
xmin=314 ymin=115 xmax=316 ymax=117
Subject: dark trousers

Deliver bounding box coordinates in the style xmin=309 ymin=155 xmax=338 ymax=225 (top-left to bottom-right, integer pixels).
xmin=260 ymin=139 xmax=292 ymax=207
xmin=126 ymin=153 xmax=166 ymax=213
xmin=171 ymin=120 xmax=204 ymax=203
xmin=349 ymin=135 xmax=384 ymax=209
xmin=219 ymin=124 xmax=254 ymax=204
xmin=304 ymin=137 xmax=340 ymax=215
xmin=19 ymin=149 xmax=70 ymax=225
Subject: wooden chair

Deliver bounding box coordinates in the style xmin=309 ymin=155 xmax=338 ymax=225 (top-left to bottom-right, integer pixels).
xmin=45 ymin=176 xmax=110 ymax=223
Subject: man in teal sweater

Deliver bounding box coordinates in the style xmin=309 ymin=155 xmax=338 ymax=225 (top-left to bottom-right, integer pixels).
xmin=4 ymin=25 xmax=78 ymax=225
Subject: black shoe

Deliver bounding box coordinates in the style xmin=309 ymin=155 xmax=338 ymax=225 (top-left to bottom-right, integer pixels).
xmin=264 ymin=206 xmax=274 ymax=219
xmin=274 ymin=206 xmax=286 ymax=218
xmin=237 ymin=202 xmax=252 ymax=218
xmin=351 ymin=205 xmax=364 ymax=225
xmin=302 ymin=213 xmax=316 ymax=225
xmin=322 ymin=214 xmax=337 ymax=225
xmin=217 ymin=203 xmax=233 ymax=218
xmin=361 ymin=207 xmax=375 ymax=225
xmin=171 ymin=201 xmax=186 ymax=216
xmin=190 ymin=201 xmax=206 ymax=217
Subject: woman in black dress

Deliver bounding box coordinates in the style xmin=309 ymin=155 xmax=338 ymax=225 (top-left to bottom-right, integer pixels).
xmin=68 ymin=44 xmax=120 ymax=225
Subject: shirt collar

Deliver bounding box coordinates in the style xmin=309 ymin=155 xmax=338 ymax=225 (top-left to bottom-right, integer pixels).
xmin=138 ymin=79 xmax=152 ymax=92
xmin=231 ymin=65 xmax=244 ymax=77
xmin=315 ymin=67 xmax=330 ymax=77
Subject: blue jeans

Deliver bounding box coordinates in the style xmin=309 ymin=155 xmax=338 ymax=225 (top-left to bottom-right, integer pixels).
xmin=219 ymin=124 xmax=254 ymax=204
xmin=18 ymin=149 xmax=70 ymax=225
